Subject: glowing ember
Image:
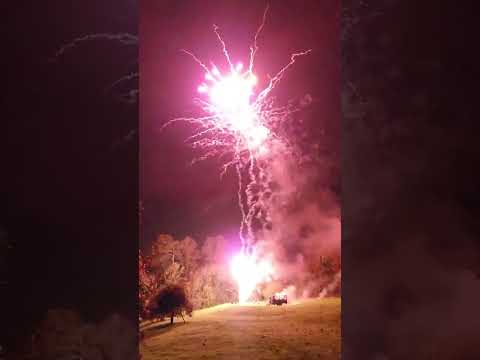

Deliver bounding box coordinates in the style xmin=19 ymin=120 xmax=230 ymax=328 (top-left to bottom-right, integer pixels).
xmin=230 ymin=248 xmax=274 ymax=303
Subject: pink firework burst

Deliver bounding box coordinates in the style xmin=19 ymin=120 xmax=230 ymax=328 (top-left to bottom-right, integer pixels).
xmin=164 ymin=6 xmax=311 ymax=172
xmin=163 ymin=5 xmax=311 ymax=303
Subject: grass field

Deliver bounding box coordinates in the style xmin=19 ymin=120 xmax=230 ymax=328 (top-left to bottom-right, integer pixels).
xmin=140 ymin=297 xmax=340 ymax=360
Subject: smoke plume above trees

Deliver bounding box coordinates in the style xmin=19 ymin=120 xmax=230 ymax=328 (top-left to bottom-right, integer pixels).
xmin=255 ymin=149 xmax=341 ymax=300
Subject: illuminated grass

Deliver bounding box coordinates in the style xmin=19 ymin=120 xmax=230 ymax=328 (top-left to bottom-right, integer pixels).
xmin=141 ymin=298 xmax=340 ymax=360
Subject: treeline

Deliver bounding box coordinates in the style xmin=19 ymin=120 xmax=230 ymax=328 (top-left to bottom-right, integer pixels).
xmin=139 ymin=234 xmax=237 ymax=320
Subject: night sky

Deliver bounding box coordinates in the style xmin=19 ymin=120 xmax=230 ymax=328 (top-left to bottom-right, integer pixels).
xmin=140 ymin=0 xmax=340 ymax=249
xmin=3 ymin=0 xmax=138 ymax=348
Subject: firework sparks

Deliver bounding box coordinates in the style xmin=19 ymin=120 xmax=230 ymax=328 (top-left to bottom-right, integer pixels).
xmin=164 ymin=6 xmax=311 ymax=303
xmin=196 ymin=60 xmax=268 ymax=150
xmin=230 ymin=248 xmax=274 ymax=304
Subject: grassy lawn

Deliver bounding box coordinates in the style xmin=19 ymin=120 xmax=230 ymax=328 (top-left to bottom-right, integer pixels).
xmin=141 ymin=297 xmax=340 ymax=360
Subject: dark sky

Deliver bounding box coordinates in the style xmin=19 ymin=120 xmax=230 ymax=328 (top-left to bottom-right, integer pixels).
xmin=3 ymin=0 xmax=138 ymax=348
xmin=342 ymin=0 xmax=480 ymax=358
xmin=140 ymin=0 xmax=340 ymax=249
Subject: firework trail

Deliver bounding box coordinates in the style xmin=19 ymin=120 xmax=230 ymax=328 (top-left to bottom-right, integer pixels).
xmin=163 ymin=6 xmax=311 ymax=258
xmin=52 ymin=33 xmax=138 ymax=59
xmin=52 ymin=32 xmax=138 ymax=148
xmin=52 ymin=33 xmax=138 ymax=100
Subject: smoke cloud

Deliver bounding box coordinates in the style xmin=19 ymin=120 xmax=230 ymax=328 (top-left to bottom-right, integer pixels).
xmin=256 ymin=148 xmax=340 ymax=299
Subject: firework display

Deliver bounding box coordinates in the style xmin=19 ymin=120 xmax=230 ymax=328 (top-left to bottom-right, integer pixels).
xmin=163 ymin=6 xmax=311 ymax=303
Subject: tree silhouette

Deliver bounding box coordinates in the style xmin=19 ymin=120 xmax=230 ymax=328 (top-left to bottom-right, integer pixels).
xmin=148 ymin=284 xmax=193 ymax=324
